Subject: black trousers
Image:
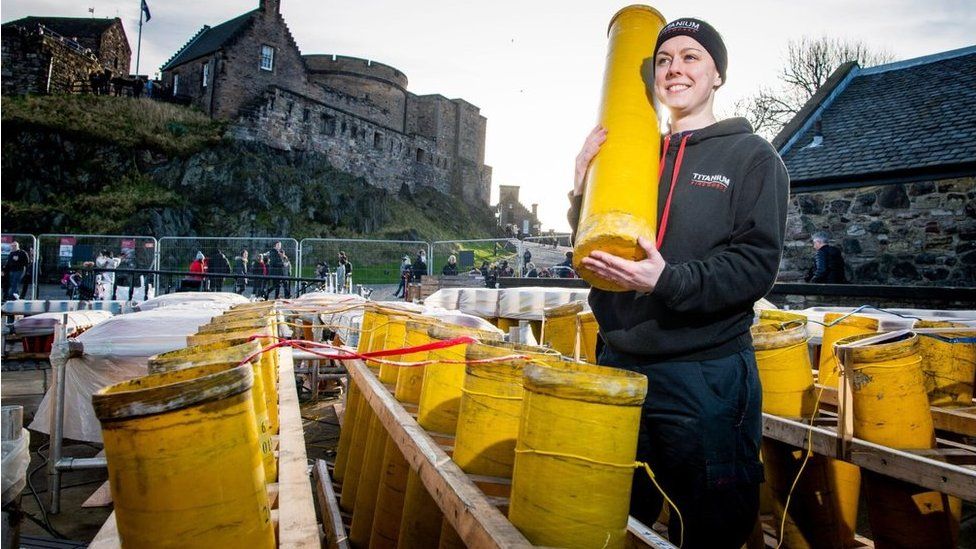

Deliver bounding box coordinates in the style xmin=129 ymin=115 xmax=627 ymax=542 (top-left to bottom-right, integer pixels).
xmin=600 ymin=345 xmax=764 ymax=549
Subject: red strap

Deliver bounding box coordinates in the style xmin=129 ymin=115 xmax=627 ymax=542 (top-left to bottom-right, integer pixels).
xmin=656 ymin=133 xmax=691 ymax=249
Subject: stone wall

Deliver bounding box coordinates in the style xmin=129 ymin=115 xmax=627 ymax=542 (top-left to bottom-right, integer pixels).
xmin=1 ymin=28 xmax=102 ymax=95
xmin=230 ymin=86 xmax=452 ymax=197
xmin=780 ymin=176 xmax=976 ymax=286
xmin=305 ymin=55 xmax=407 ymax=131
xmin=98 ymin=21 xmax=131 ymax=75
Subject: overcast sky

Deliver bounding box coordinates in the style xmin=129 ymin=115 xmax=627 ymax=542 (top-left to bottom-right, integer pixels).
xmin=3 ymin=0 xmax=974 ymax=231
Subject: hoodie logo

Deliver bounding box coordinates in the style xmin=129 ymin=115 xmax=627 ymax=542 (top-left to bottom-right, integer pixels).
xmin=690 ymin=172 xmax=731 ymax=191
xmin=663 ymin=20 xmax=700 ymax=34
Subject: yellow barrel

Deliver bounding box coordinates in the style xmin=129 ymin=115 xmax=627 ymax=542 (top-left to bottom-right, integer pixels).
xmin=196 ymin=316 xmax=274 ymax=334
xmin=818 ymin=312 xmax=878 ymax=388
xmin=508 ymin=361 xmax=646 ymax=548
xmin=755 ymin=309 xmax=807 ymax=326
xmin=497 ymin=317 xmax=517 ymax=335
xmin=572 ymin=5 xmax=665 ymax=291
xmin=188 ymin=326 xmax=279 ymax=435
xmin=752 ymin=321 xmax=815 ymax=418
xmin=378 ymin=314 xmax=415 ymax=384
xmin=915 ymin=320 xmax=976 ymax=407
xmin=542 ymin=302 xmax=583 ymax=357
xmin=338 ymin=391 xmax=371 ymax=513
xmin=369 ymin=439 xmax=410 ymax=549
xmin=93 ymin=363 xmax=274 ymax=548
xmin=577 ymin=311 xmax=599 ymax=362
xmin=148 ymin=341 xmax=277 ymax=481
xmin=396 ymin=321 xmax=435 ymax=404
xmin=398 ymin=469 xmax=443 ymax=549
xmin=417 ymin=324 xmax=502 ymax=435
xmin=452 ymin=341 xmax=561 ymax=478
xmin=838 ymin=332 xmax=959 ymax=547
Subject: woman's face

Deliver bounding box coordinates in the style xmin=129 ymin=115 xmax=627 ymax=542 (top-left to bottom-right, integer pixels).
xmin=653 ymin=35 xmax=721 ymax=118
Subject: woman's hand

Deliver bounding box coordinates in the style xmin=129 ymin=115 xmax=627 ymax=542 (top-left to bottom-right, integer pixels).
xmin=580 ymin=237 xmax=667 ymax=293
xmin=574 ymin=125 xmax=607 ymax=196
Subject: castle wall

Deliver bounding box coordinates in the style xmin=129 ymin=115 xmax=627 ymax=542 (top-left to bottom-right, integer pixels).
xmin=305 ymin=55 xmax=407 ymax=131
xmin=230 ymin=86 xmax=453 ymax=196
xmin=98 ymin=22 xmax=131 ymax=75
xmin=1 ymin=28 xmax=102 ymax=95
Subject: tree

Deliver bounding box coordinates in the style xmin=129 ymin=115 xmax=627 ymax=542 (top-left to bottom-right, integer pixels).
xmin=736 ymin=37 xmax=893 ymax=138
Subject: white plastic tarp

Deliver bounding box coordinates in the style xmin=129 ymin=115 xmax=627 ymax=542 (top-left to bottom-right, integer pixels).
xmin=135 ymin=291 xmax=248 ymax=312
xmin=29 ymin=305 xmax=226 ymax=443
xmin=13 ymin=310 xmax=113 ymax=337
xmin=1 ymin=429 xmax=30 ymax=505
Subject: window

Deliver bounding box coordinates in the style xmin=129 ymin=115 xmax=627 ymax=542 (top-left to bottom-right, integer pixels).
xmin=373 ymin=132 xmax=382 ymax=149
xmin=322 ymin=114 xmax=336 ymax=135
xmin=416 ymin=148 xmax=425 ymax=162
xmin=260 ymin=45 xmax=275 ymax=71
xmin=302 ymin=108 xmax=310 ymax=122
xmin=173 ymin=73 xmax=180 ymax=95
xmin=201 ymin=62 xmax=209 ymax=88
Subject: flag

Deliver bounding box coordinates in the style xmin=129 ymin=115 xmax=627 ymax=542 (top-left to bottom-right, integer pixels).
xmin=141 ymin=0 xmax=151 ymax=22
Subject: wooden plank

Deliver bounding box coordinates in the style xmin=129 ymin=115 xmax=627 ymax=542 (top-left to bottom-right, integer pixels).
xmin=762 ymin=413 xmax=976 ymax=500
xmin=626 ymin=516 xmax=676 ymax=549
xmin=313 ymin=460 xmax=351 ymax=549
xmin=276 ymin=347 xmax=322 ymax=548
xmin=88 ymin=511 xmax=119 ymax=549
xmin=344 ymin=358 xmax=533 ymax=548
xmin=818 ymin=384 xmax=976 ymax=438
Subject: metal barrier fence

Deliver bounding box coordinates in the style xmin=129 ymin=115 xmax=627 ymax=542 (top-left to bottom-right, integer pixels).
xmin=521 ymin=234 xmax=576 ymax=279
xmin=36 ymin=234 xmax=157 ymax=301
xmin=1 ymin=233 xmax=39 ymax=300
xmin=299 ymin=238 xmax=430 ymax=297
xmin=432 ymin=238 xmax=521 ymax=280
xmin=158 ymin=237 xmax=298 ymax=297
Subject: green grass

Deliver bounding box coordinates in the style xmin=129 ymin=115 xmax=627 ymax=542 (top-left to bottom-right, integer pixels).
xmin=1 ymin=95 xmax=225 ymax=156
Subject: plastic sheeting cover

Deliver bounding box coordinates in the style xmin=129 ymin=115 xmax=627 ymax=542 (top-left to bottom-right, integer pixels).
xmin=29 ymin=305 xmax=226 ymax=443
xmin=135 ymin=291 xmax=249 ymax=312
xmin=1 ymin=429 xmax=30 ymax=505
xmin=13 ymin=310 xmax=113 ymax=337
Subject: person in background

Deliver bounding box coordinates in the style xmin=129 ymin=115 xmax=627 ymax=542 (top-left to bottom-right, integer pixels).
xmin=412 ymin=249 xmax=428 ymax=282
xmin=556 ymin=251 xmax=576 ymax=278
xmin=442 ymin=255 xmax=459 ymax=276
xmin=3 ymin=241 xmax=29 ymax=300
xmin=525 ymin=262 xmax=539 ymax=278
xmin=252 ymin=253 xmax=268 ymax=298
xmin=188 ymin=251 xmax=208 ymax=290
xmin=233 ymin=249 xmax=249 ymax=295
xmin=394 ymin=255 xmax=411 ymax=298
xmin=338 ymin=251 xmax=353 ymax=293
xmin=805 ymin=231 xmax=847 ymax=283
xmin=499 ymin=260 xmax=514 ymax=277
xmin=335 ymin=254 xmax=347 ymax=294
xmin=210 ymin=249 xmax=232 ymax=292
xmin=569 ymin=18 xmax=788 ymax=546
xmin=523 ymin=248 xmax=532 ymax=273
xmin=19 ymin=246 xmax=34 ymax=299
xmin=279 ymin=251 xmax=293 ymax=299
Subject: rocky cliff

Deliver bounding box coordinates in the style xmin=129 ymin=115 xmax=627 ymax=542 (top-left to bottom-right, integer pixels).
xmin=1 ymin=95 xmax=499 ymax=241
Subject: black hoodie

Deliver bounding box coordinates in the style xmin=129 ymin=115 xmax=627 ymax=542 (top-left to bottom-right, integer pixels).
xmin=568 ymin=118 xmax=789 ymax=362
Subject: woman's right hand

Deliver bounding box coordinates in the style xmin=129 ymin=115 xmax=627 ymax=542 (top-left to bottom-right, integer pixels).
xmin=574 ymin=125 xmax=607 ymax=196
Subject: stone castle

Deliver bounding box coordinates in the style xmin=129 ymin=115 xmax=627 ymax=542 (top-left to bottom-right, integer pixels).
xmin=160 ymin=0 xmax=491 ymax=205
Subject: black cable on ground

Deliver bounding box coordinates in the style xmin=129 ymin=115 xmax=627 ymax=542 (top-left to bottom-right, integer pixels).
xmin=25 ymin=441 xmax=67 ymax=539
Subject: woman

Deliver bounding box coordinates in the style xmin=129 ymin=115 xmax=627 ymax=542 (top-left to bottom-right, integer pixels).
xmin=394 ymin=255 xmax=411 ymax=298
xmin=569 ymin=19 xmax=788 ymax=548
xmin=188 ymin=251 xmax=208 ymax=291
xmin=441 ymin=254 xmax=458 ymax=276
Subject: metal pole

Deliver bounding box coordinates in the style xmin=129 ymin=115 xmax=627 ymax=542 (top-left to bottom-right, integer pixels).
xmin=135 ymin=1 xmax=143 ymax=75
xmin=48 ymin=316 xmax=69 ymax=514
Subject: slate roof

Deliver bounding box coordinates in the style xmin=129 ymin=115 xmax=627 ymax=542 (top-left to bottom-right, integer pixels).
xmin=776 ymin=46 xmax=976 ymax=184
xmin=1 ymin=16 xmax=117 ymax=38
xmin=161 ymin=10 xmax=256 ymax=71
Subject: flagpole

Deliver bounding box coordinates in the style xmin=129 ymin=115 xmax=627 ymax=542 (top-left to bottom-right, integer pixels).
xmin=135 ymin=0 xmax=143 ymax=75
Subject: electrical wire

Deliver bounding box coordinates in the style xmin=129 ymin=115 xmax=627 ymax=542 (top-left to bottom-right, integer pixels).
xmin=25 ymin=442 xmax=67 ymax=539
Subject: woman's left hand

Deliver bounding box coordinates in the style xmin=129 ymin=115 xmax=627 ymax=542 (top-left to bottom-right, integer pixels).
xmin=580 ymin=236 xmax=667 ymax=293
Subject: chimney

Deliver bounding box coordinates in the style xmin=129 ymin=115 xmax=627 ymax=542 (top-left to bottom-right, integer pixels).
xmin=531 ymin=204 xmax=538 ymax=218
xmin=260 ymin=0 xmax=280 ymax=14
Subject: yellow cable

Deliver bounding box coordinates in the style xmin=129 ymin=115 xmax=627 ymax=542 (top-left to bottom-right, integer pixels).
xmin=774 ymin=385 xmax=824 ymax=549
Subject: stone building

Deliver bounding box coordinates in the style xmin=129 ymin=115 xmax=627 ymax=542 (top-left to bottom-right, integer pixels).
xmin=497 ymin=185 xmax=540 ymax=236
xmin=774 ymin=46 xmax=976 ymax=287
xmin=160 ymin=0 xmax=491 ymax=205
xmin=1 ymin=17 xmax=131 ymax=95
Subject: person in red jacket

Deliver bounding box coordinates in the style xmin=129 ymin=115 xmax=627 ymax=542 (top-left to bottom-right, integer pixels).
xmin=188 ymin=251 xmax=208 ymax=290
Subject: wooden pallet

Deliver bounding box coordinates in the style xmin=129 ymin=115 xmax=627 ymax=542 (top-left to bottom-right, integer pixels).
xmin=89 ymin=347 xmax=320 ymax=548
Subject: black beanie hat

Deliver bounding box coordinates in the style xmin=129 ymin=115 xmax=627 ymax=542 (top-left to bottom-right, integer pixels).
xmin=653 ymin=18 xmax=727 ymax=85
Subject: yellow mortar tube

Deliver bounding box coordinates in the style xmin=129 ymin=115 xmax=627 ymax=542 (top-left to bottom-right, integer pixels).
xmin=915 ymin=320 xmax=976 ymax=407
xmin=398 ymin=469 xmax=444 ymax=549
xmin=349 ymin=414 xmax=391 ymax=547
xmin=542 ymin=302 xmax=584 ymax=358
xmin=577 ymin=311 xmax=599 ymax=362
xmin=508 ymin=361 xmax=646 ymax=549
xmin=396 ymin=321 xmax=436 ymax=404
xmin=818 ymin=312 xmax=878 ymax=388
xmin=338 ymin=392 xmax=371 ymax=514
xmin=333 ymin=381 xmax=361 ymax=483
xmin=93 ymin=363 xmax=274 ymax=549
xmin=195 ymin=315 xmax=274 ymax=334
xmin=188 ymin=326 xmax=279 ymax=435
xmin=148 ymin=340 xmax=276 ymax=482
xmin=417 ymin=324 xmax=503 ymax=435
xmin=753 ymin=319 xmax=851 ymax=547
xmin=377 ymin=314 xmax=417 ymax=384
xmin=368 ymin=439 xmax=410 ymax=549
xmin=573 ymin=5 xmax=666 ymax=291
xmin=838 ymin=332 xmax=960 ymax=547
